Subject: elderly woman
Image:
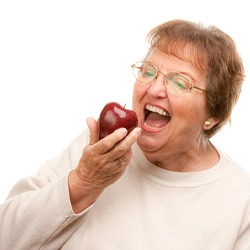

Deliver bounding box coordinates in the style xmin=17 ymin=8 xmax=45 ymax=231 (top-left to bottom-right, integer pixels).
xmin=1 ymin=19 xmax=249 ymax=249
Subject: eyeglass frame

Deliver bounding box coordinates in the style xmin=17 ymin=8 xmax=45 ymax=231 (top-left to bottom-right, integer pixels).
xmin=131 ymin=61 xmax=206 ymax=93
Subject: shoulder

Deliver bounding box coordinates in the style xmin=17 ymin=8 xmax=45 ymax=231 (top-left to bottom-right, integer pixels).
xmin=218 ymin=148 xmax=250 ymax=197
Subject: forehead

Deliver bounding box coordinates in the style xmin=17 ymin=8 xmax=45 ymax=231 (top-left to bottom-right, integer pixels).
xmin=146 ymin=48 xmax=200 ymax=73
xmin=147 ymin=40 xmax=208 ymax=72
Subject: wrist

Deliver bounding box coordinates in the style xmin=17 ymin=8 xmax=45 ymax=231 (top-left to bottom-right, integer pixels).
xmin=68 ymin=170 xmax=103 ymax=214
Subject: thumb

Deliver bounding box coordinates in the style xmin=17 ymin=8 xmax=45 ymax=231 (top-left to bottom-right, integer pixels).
xmin=86 ymin=117 xmax=99 ymax=145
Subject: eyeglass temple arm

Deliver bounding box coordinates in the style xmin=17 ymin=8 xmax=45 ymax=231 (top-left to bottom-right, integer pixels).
xmin=192 ymin=85 xmax=206 ymax=92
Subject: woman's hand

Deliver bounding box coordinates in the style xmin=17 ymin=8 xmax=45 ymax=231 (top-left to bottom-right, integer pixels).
xmin=68 ymin=117 xmax=141 ymax=213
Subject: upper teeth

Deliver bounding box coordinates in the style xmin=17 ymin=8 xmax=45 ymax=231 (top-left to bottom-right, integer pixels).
xmin=146 ymin=104 xmax=169 ymax=116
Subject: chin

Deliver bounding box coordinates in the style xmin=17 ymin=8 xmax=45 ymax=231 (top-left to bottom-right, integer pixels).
xmin=137 ymin=133 xmax=160 ymax=153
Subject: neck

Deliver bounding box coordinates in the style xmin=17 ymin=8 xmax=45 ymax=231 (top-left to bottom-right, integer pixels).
xmin=143 ymin=140 xmax=220 ymax=172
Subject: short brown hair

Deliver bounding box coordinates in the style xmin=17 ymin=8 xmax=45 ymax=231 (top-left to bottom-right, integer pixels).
xmin=146 ymin=19 xmax=245 ymax=138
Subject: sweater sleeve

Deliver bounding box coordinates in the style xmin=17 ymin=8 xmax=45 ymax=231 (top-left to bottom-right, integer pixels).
xmin=0 ymin=130 xmax=90 ymax=249
xmin=234 ymin=202 xmax=250 ymax=250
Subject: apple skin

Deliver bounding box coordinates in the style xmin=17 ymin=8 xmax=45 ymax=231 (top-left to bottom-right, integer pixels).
xmin=99 ymin=102 xmax=138 ymax=140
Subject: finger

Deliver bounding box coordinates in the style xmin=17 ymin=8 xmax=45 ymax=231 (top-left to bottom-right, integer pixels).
xmin=86 ymin=117 xmax=99 ymax=145
xmin=108 ymin=127 xmax=141 ymax=162
xmin=126 ymin=127 xmax=142 ymax=142
xmin=113 ymin=127 xmax=142 ymax=156
xmin=97 ymin=128 xmax=128 ymax=154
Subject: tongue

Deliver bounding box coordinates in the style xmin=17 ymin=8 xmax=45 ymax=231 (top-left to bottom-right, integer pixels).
xmin=145 ymin=112 xmax=170 ymax=128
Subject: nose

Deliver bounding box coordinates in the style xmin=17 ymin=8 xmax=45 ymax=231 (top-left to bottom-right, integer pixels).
xmin=147 ymin=71 xmax=168 ymax=98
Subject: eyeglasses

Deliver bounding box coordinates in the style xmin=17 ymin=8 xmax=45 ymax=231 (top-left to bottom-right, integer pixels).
xmin=131 ymin=61 xmax=206 ymax=94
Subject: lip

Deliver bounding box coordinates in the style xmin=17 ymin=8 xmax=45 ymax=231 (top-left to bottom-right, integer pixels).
xmin=141 ymin=103 xmax=171 ymax=132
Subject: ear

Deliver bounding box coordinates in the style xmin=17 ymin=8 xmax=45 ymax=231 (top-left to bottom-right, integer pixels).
xmin=203 ymin=117 xmax=219 ymax=130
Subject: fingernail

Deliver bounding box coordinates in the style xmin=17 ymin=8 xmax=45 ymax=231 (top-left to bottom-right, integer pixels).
xmin=120 ymin=128 xmax=128 ymax=136
xmin=135 ymin=128 xmax=142 ymax=136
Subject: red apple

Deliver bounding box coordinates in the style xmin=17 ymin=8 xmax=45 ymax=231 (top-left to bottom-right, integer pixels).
xmin=99 ymin=102 xmax=138 ymax=140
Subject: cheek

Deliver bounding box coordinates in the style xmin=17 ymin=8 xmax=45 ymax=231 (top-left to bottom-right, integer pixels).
xmin=170 ymin=94 xmax=207 ymax=123
xmin=132 ymin=83 xmax=148 ymax=123
xmin=132 ymin=83 xmax=146 ymax=109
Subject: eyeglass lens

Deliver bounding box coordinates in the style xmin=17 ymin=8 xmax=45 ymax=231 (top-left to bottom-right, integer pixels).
xmin=132 ymin=62 xmax=192 ymax=93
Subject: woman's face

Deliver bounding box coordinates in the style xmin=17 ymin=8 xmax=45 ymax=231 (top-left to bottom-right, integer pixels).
xmin=132 ymin=48 xmax=210 ymax=155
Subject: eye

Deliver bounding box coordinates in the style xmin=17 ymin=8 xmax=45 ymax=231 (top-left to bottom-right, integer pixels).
xmin=167 ymin=73 xmax=190 ymax=91
xmin=143 ymin=69 xmax=155 ymax=79
xmin=131 ymin=62 xmax=157 ymax=84
xmin=174 ymin=79 xmax=186 ymax=89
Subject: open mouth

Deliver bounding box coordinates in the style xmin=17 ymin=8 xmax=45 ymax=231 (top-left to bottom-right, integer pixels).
xmin=143 ymin=104 xmax=171 ymax=131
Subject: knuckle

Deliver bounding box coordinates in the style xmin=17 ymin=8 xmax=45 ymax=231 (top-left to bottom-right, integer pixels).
xmin=118 ymin=143 xmax=128 ymax=154
xmin=83 ymin=145 xmax=97 ymax=159
xmin=101 ymin=137 xmax=114 ymax=148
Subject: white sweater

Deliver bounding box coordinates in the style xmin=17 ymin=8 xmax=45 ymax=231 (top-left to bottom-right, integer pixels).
xmin=0 ymin=129 xmax=250 ymax=250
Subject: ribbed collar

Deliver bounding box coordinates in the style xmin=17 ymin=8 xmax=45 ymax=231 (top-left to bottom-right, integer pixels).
xmin=132 ymin=143 xmax=234 ymax=188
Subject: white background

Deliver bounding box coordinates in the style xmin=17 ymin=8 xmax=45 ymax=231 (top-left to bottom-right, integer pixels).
xmin=0 ymin=0 xmax=249 ymax=203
